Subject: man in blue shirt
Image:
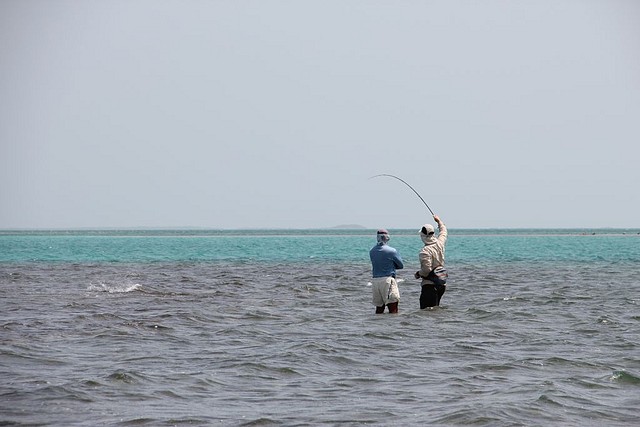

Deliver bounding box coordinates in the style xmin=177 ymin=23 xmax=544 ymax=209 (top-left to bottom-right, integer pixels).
xmin=369 ymin=229 xmax=404 ymax=313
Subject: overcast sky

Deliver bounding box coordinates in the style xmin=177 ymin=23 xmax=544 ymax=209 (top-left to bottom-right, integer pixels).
xmin=1 ymin=0 xmax=639 ymax=229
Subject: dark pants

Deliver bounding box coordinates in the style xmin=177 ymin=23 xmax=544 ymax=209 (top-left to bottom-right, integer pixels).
xmin=376 ymin=301 xmax=398 ymax=314
xmin=420 ymin=284 xmax=446 ymax=309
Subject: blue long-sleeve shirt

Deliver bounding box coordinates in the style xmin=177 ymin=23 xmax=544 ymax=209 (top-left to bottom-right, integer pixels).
xmin=370 ymin=243 xmax=404 ymax=278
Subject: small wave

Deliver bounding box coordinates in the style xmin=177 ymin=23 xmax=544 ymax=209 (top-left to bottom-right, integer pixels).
xmin=239 ymin=417 xmax=281 ymax=426
xmin=610 ymin=370 xmax=640 ymax=385
xmin=107 ymin=370 xmax=146 ymax=384
xmin=87 ymin=282 xmax=141 ymax=293
xmin=119 ymin=417 xmax=212 ymax=426
xmin=597 ymin=316 xmax=617 ymax=325
xmin=537 ymin=394 xmax=562 ymax=406
xmin=81 ymin=379 xmax=103 ymax=387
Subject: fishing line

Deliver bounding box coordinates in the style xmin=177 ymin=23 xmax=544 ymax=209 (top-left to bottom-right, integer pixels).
xmin=369 ymin=174 xmax=435 ymax=216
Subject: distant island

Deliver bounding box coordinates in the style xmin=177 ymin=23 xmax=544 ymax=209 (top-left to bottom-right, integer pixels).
xmin=330 ymin=224 xmax=367 ymax=229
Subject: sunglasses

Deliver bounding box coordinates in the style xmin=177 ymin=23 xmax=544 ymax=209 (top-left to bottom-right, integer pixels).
xmin=421 ymin=227 xmax=435 ymax=235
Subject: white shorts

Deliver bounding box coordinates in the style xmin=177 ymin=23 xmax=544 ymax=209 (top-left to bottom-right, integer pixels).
xmin=371 ymin=276 xmax=400 ymax=307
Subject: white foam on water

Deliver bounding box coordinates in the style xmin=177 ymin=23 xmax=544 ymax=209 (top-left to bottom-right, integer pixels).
xmin=87 ymin=282 xmax=141 ymax=293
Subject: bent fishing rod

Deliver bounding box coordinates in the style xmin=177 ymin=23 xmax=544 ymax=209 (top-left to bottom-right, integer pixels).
xmin=369 ymin=174 xmax=435 ymax=216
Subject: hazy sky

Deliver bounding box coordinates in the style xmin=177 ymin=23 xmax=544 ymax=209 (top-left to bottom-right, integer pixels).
xmin=2 ymin=0 xmax=639 ymax=229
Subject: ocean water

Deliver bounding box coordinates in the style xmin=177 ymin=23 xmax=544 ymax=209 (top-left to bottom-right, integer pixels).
xmin=1 ymin=229 xmax=639 ymax=426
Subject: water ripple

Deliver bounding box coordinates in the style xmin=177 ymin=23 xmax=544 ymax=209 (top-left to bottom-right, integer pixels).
xmin=1 ymin=260 xmax=638 ymax=425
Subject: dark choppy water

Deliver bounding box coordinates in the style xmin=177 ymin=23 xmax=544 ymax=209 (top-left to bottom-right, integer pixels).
xmin=1 ymin=230 xmax=639 ymax=425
